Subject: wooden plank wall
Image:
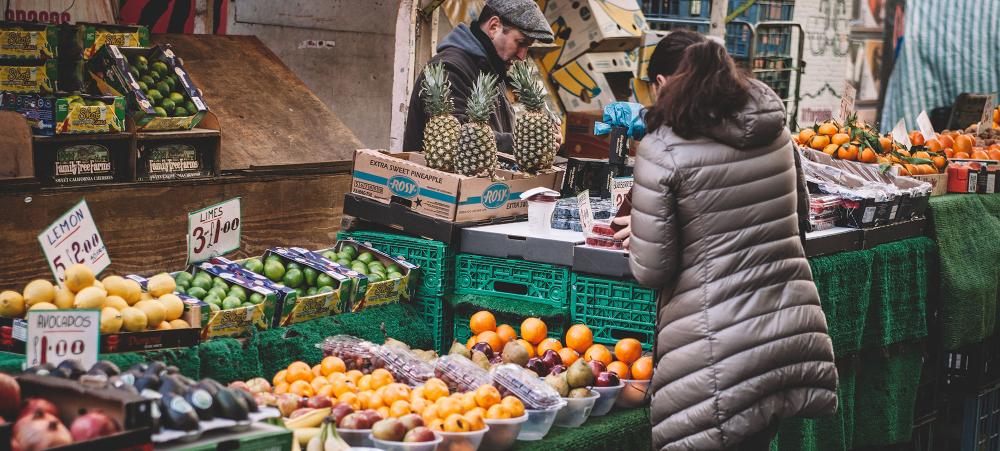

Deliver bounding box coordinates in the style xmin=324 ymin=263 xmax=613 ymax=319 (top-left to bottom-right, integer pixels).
xmin=0 ymin=171 xmax=352 ymax=289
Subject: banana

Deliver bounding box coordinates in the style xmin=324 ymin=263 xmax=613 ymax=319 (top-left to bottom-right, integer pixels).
xmin=284 ymin=407 xmax=331 ymax=430
xmin=294 ymin=428 xmax=322 ymax=446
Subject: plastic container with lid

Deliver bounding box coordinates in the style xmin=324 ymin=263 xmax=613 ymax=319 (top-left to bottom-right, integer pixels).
xmin=553 ymin=391 xmax=599 ymax=427
xmin=482 ymin=414 xmax=528 ymax=450
xmin=371 ymin=344 xmax=435 ymax=386
xmin=369 ymin=433 xmax=442 ymax=451
xmin=590 ymin=383 xmax=624 ymax=416
xmin=316 ymin=335 xmax=377 ymax=372
xmin=434 ymin=355 xmax=490 ymax=393
xmin=437 ymin=425 xmax=489 ymax=451
xmin=489 ymin=364 xmax=563 ymax=410
xmin=516 ymin=402 xmax=566 ymax=441
xmin=584 ymin=235 xmax=624 ymax=249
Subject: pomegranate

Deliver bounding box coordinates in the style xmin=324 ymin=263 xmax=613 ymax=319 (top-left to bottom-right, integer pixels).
xmin=70 ymin=410 xmax=121 ymax=441
xmin=18 ymin=399 xmax=58 ymax=420
xmin=14 ymin=410 xmax=72 ymax=451
xmin=0 ymin=373 xmax=20 ymax=419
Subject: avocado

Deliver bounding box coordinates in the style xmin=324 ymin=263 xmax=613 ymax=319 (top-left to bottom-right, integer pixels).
xmin=161 ymin=393 xmax=200 ymax=431
xmin=214 ymin=388 xmax=249 ymax=420
xmin=57 ymin=359 xmax=87 ymax=379
xmin=233 ymin=388 xmax=259 ymax=413
xmin=185 ymin=387 xmax=215 ymax=421
xmin=158 ymin=374 xmax=187 ymax=396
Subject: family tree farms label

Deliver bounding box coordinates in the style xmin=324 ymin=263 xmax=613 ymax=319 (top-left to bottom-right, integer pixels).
xmin=37 ymin=199 xmax=110 ymax=286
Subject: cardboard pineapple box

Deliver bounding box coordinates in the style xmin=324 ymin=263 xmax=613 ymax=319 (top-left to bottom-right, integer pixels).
xmin=551 ymin=51 xmax=639 ymax=113
xmin=539 ymin=0 xmax=647 ymax=71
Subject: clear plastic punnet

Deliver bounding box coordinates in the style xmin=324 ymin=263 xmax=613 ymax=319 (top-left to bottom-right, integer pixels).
xmin=434 ymin=355 xmax=490 ymax=393
xmin=317 ymin=335 xmax=377 ymax=372
xmin=371 ymin=344 xmax=434 ymax=386
xmin=489 ymin=364 xmax=562 ymax=410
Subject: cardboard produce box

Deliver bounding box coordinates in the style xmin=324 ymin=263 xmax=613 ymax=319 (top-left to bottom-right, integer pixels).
xmin=134 ymin=114 xmax=221 ymax=181
xmin=541 ymin=0 xmax=646 ymax=70
xmin=318 ymin=240 xmax=418 ymax=311
xmin=634 ymin=30 xmax=669 ymax=81
xmin=0 ymin=22 xmax=59 ymax=59
xmin=251 ymin=248 xmax=355 ymax=325
xmin=351 ymin=149 xmax=564 ymax=223
xmin=32 ymin=132 xmax=132 ymax=185
xmin=0 ymin=92 xmax=125 ymax=135
xmin=551 ymin=51 xmax=638 ymax=113
xmin=0 ymin=58 xmax=57 ymax=93
xmin=87 ymin=44 xmax=208 ymax=131
xmin=65 ymin=22 xmax=150 ymax=60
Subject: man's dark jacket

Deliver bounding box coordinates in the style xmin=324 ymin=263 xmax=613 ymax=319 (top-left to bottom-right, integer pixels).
xmin=402 ymin=24 xmax=515 ymax=153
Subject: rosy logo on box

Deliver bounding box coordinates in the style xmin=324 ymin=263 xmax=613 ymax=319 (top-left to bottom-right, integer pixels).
xmin=481 ymin=183 xmax=510 ymax=209
xmin=388 ymin=175 xmax=418 ymax=199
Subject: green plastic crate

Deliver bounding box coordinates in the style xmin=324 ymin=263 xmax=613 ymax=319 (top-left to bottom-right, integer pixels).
xmin=414 ymin=296 xmax=453 ymax=354
xmin=455 ymin=254 xmax=570 ymax=307
xmin=453 ymin=310 xmax=567 ymax=346
xmin=338 ymin=230 xmax=455 ymax=298
xmin=570 ymin=273 xmax=658 ymax=350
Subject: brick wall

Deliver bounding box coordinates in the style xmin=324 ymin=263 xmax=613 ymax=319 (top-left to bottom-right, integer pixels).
xmin=793 ymin=0 xmax=854 ymax=127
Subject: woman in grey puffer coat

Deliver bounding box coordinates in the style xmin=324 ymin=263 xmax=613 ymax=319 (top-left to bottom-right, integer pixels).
xmin=615 ymin=33 xmax=838 ymax=450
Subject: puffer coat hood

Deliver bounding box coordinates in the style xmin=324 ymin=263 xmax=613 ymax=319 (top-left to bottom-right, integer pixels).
xmin=629 ymin=80 xmax=838 ymax=450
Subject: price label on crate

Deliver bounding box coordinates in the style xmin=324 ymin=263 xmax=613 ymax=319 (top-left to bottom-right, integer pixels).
xmin=577 ymin=190 xmax=594 ymax=234
xmin=37 ymin=199 xmax=110 ymax=287
xmin=25 ymin=309 xmax=100 ymax=370
xmin=187 ymin=198 xmax=241 ymax=264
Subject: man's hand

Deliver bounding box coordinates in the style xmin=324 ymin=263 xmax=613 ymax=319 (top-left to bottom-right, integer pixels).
xmin=612 ymin=216 xmax=631 ymax=250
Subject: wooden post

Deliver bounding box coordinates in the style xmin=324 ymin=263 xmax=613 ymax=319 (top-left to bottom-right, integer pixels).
xmin=390 ymin=0 xmax=420 ymax=152
xmin=709 ymin=0 xmax=730 ymax=38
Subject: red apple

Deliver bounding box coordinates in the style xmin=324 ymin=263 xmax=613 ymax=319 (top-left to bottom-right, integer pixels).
xmin=587 ymin=360 xmax=606 ymax=379
xmin=245 ymin=377 xmax=272 ymax=394
xmin=306 ymin=395 xmax=333 ymax=409
xmin=276 ymin=393 xmax=302 ymax=418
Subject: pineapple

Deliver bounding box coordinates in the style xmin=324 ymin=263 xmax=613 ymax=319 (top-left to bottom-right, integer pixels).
xmin=419 ymin=63 xmax=460 ymax=172
xmin=510 ymin=61 xmax=556 ymax=174
xmin=456 ymin=72 xmax=500 ymax=177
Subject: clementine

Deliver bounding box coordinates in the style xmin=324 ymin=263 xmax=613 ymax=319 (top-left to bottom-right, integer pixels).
xmin=584 ymin=344 xmax=613 ymax=366
xmin=925 ymin=138 xmax=942 ymax=152
xmin=798 ymin=128 xmax=816 ymax=144
xmin=831 ymin=133 xmax=850 ymax=145
xmin=607 ymin=361 xmax=631 ymax=380
xmin=536 ymin=337 xmax=563 ymax=356
xmin=954 ymin=135 xmax=974 ymax=154
xmin=822 ymin=144 xmax=839 ymax=156
xmin=939 ymin=134 xmax=954 ymax=149
xmin=972 ymin=150 xmax=990 ymax=160
xmin=631 ymin=356 xmax=653 ymax=380
xmin=954 ymin=151 xmax=971 ymax=159
xmin=932 ymin=156 xmax=948 ymax=170
xmin=817 ymin=122 xmax=838 ymax=135
xmin=565 ymin=324 xmax=594 ymax=354
xmin=808 ymin=134 xmax=831 ymax=150
xmin=859 ymin=148 xmax=878 ymax=163
xmin=520 ymin=317 xmax=548 ymax=345
xmin=470 ymin=311 xmax=497 ymax=335
xmin=909 ymin=131 xmax=925 ymax=147
xmin=614 ymin=338 xmax=643 ymax=364
xmin=837 ymin=144 xmax=859 ymax=160
xmin=496 ymin=324 xmax=517 ymax=344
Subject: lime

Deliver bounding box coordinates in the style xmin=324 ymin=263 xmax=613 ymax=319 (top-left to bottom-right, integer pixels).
xmin=208 ymin=287 xmax=227 ymax=300
xmin=306 ymin=287 xmax=318 ymax=296
xmin=213 ymin=276 xmax=228 ymax=287
xmin=303 ymin=268 xmax=318 ymax=287
xmin=368 ymin=262 xmax=385 ymax=270
xmin=151 ymin=61 xmax=169 ymax=76
xmin=222 ymin=297 xmax=242 ymax=310
xmin=286 ymin=262 xmax=302 ymax=272
xmin=185 ymin=100 xmax=197 ymax=113
xmin=175 ymin=271 xmax=194 ymax=283
xmin=263 ymin=260 xmax=285 ymax=282
xmin=318 ymin=286 xmax=334 ymax=294
xmin=195 ymin=271 xmax=212 ymax=282
xmin=208 ymin=303 xmax=221 ymax=313
xmin=172 ymin=106 xmax=188 ymax=117
xmin=160 ymin=97 xmax=175 ymax=113
xmin=85 ymin=99 xmax=103 ymax=107
xmin=203 ymin=293 xmax=220 ymax=306
xmin=387 ymin=272 xmax=404 ymax=280
xmin=132 ymin=55 xmax=148 ymax=69
xmin=163 ymin=76 xmax=176 ymax=90
xmin=187 ymin=287 xmax=207 ymax=299
xmin=149 ymin=69 xmax=161 ymax=81
xmin=367 ymin=273 xmax=384 ymax=283
xmin=228 ymin=286 xmax=247 ymax=302
xmin=140 ymin=75 xmax=155 ymax=86
xmin=175 ymin=286 xmax=187 ymax=294
xmin=386 ymin=263 xmax=401 ymax=273
xmin=341 ymin=246 xmax=358 ymax=258
xmin=153 ymin=106 xmax=167 ymax=117
xmin=321 ymin=251 xmax=338 ymax=261
xmin=357 ymin=252 xmax=375 ymax=264
xmin=175 ymin=279 xmax=190 ymax=291
xmin=336 ymin=259 xmax=352 ymax=267
xmin=135 ymin=81 xmax=147 ymax=92
xmin=241 ymin=302 xmax=254 ymax=309
xmin=351 ymin=265 xmax=368 ymax=276
xmin=316 ymin=273 xmax=335 ymax=288
xmin=243 ymin=258 xmax=264 ymax=274
xmin=249 ymin=293 xmax=265 ymax=304
xmin=337 ymin=251 xmax=353 ymax=261
xmin=154 ymin=81 xmax=169 ymax=94
xmin=191 ymin=278 xmax=211 ymax=292
xmin=168 ymin=92 xmax=185 ymax=103
xmin=283 ymin=268 xmax=304 ymax=288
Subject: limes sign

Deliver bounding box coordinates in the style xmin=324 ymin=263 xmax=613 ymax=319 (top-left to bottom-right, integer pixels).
xmin=25 ymin=309 xmax=100 ymax=369
xmin=37 ymin=199 xmax=111 ymax=287
xmin=187 ymin=197 xmax=241 ymax=264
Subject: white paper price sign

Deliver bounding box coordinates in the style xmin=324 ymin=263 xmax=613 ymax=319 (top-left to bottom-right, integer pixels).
xmin=26 ymin=310 xmax=100 ymax=369
xmin=37 ymin=199 xmax=110 ymax=287
xmin=611 ymin=177 xmax=634 ymax=210
xmin=916 ymin=110 xmax=937 ymax=139
xmin=187 ymin=198 xmax=241 ymax=264
xmin=891 ymin=119 xmax=912 ymax=149
xmin=577 ymin=190 xmax=594 ymax=234
xmin=979 ymin=94 xmax=997 ymax=133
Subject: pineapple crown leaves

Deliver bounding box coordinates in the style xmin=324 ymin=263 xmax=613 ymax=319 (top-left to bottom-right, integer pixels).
xmin=508 ymin=61 xmax=546 ymax=112
xmin=466 ymin=72 xmax=500 ymax=124
xmin=419 ymin=63 xmax=455 ymax=117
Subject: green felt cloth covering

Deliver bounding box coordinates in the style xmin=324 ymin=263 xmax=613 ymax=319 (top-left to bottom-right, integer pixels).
xmin=808 ymin=249 xmax=874 ymax=356
xmin=928 ymin=194 xmax=1000 ymax=350
xmin=512 ymin=408 xmax=652 ymax=451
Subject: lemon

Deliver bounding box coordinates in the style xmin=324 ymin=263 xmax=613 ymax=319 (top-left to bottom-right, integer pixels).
xmin=135 ymin=300 xmax=165 ymax=328
xmin=120 ymin=307 xmax=147 ymax=332
xmin=73 ymin=286 xmax=107 ymax=309
xmin=169 ymin=319 xmax=191 ymax=329
xmin=123 ymin=279 xmax=143 ymax=305
xmin=64 ymin=264 xmax=95 ymax=293
xmin=23 ymin=280 xmax=55 ymax=306
xmin=158 ymin=294 xmax=184 ymax=321
xmin=105 ymin=295 xmax=129 ymax=311
xmin=91 ymin=280 xmax=106 ymax=292
xmin=147 ymin=273 xmax=176 ymax=297
xmin=140 ymin=292 xmax=154 ymax=302
xmin=156 ymin=321 xmax=172 ymax=330
xmin=53 ymin=288 xmax=75 ymax=309
xmin=29 ymin=302 xmax=58 ymax=311
xmin=102 ymin=276 xmax=129 ymax=298
xmin=0 ymin=291 xmax=25 ymax=317
xmin=100 ymin=307 xmax=123 ymax=334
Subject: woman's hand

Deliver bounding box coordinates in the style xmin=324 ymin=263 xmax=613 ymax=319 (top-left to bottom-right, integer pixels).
xmin=612 ymin=216 xmax=631 ymax=249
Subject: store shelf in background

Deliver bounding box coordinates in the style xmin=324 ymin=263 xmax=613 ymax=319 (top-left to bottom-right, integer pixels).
xmin=640 ymin=0 xmax=794 ymax=23
xmin=729 ymin=0 xmax=795 ymax=23
xmin=414 ymin=296 xmax=453 ymax=354
xmin=338 ymin=229 xmax=455 ymax=299
xmin=455 ymin=254 xmax=571 ymax=308
xmin=571 ymin=274 xmax=657 ymax=349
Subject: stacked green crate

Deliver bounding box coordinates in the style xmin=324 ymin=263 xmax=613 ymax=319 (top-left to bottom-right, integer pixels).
xmin=570 ymin=273 xmax=658 ymax=350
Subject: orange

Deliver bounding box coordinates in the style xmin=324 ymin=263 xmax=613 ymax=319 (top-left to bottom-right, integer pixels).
xmin=274 ymin=382 xmax=289 ymax=395
xmin=904 ymin=164 xmax=919 ymax=176
xmin=474 ymin=385 xmax=502 ymax=409
xmin=913 ymin=151 xmax=931 ymax=160
xmin=466 ymin=336 xmax=477 ymax=350
xmin=470 ymin=311 xmax=497 ymax=335
xmin=486 ymin=404 xmax=511 ymax=419
xmin=345 ymin=370 xmax=364 ymax=385
xmin=614 ymin=338 xmax=643 ymax=364
xmin=584 ymin=344 xmax=613 ymax=366
xmin=423 ymin=378 xmax=450 ymax=401
xmin=320 ymin=356 xmax=346 ymax=376
xmin=972 ymin=150 xmax=990 ymax=160
xmin=631 ymin=356 xmax=653 ymax=380
xmin=520 ymin=317 xmax=548 ymax=345
xmin=288 ymin=360 xmax=310 ymax=373
xmin=477 ymin=330 xmax=504 ymax=352
xmin=536 ymin=338 xmax=563 ymax=356
xmin=517 ymin=339 xmax=536 ymax=358
xmin=607 ymin=361 xmax=631 ymax=379
xmin=944 ymin=148 xmax=955 ymax=159
xmin=909 ymin=131 xmax=925 ymax=147
xmin=798 ymin=128 xmax=816 ymax=144
xmin=878 ymin=136 xmax=893 ymax=152
xmin=389 ymin=400 xmax=411 ymax=418
xmin=557 ymin=347 xmax=580 ymax=366
xmin=932 ymin=155 xmax=948 ymax=170
xmin=273 ymin=369 xmax=288 ymax=387
xmin=808 ymin=134 xmax=831 ymax=150
xmin=371 ymin=368 xmax=394 ymax=388
xmin=954 ymin=151 xmax=971 ymax=159
xmin=897 ymin=149 xmax=911 ymax=158
xmin=894 ymin=164 xmax=909 ymax=176
xmin=286 ymin=364 xmax=312 ymax=384
xmin=822 ymin=144 xmax=839 ymax=156
xmin=289 ymin=379 xmax=315 ymax=397
xmin=817 ymin=122 xmax=838 ymax=135
xmin=859 ymin=148 xmax=878 ymax=164
xmin=565 ymin=324 xmax=594 ymax=354
xmin=954 ymin=135 xmax=974 ymax=154
xmin=464 ymin=409 xmax=486 ymax=431
xmin=926 ymin=138 xmax=942 ymax=152
xmin=939 ymin=135 xmax=954 ymax=149
xmin=340 ymin=391 xmax=361 ymax=410
xmin=310 ymin=376 xmax=330 ymax=391
xmin=501 ymin=396 xmax=525 ymax=418
xmin=919 ymin=164 xmax=936 ymax=175
xmin=496 ymin=324 xmax=517 ymax=344
xmin=316 ymin=384 xmax=335 ymax=398
xmin=831 ymin=133 xmax=850 ymax=146
xmin=383 ymin=383 xmax=411 ymax=405
xmin=988 ymin=149 xmax=1000 ymax=161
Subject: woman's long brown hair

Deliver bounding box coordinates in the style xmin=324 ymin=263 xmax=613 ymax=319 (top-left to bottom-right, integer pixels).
xmin=645 ymin=39 xmax=751 ymax=139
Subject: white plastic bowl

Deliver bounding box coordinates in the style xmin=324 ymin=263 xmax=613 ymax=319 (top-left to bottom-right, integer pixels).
xmin=436 ymin=425 xmax=489 ymax=451
xmin=553 ymin=392 xmax=600 ymax=427
xmin=590 ymin=383 xmax=624 ymax=416
xmin=348 ymin=448 xmax=384 ymax=451
xmin=482 ymin=414 xmax=528 ymax=450
xmin=516 ymin=401 xmax=566 ymax=441
xmin=615 ymin=379 xmax=651 ymax=408
xmin=370 ymin=432 xmax=442 ymax=451
xmin=340 ymin=428 xmax=374 ymax=447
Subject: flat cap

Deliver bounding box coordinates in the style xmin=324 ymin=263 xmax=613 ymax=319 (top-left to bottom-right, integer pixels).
xmin=483 ymin=0 xmax=555 ymax=43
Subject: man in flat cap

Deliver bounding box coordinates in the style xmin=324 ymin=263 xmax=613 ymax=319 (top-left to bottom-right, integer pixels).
xmin=403 ymin=0 xmax=555 ymax=154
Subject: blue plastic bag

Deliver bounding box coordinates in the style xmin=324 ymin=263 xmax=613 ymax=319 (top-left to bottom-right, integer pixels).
xmin=594 ymin=102 xmax=647 ymax=140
